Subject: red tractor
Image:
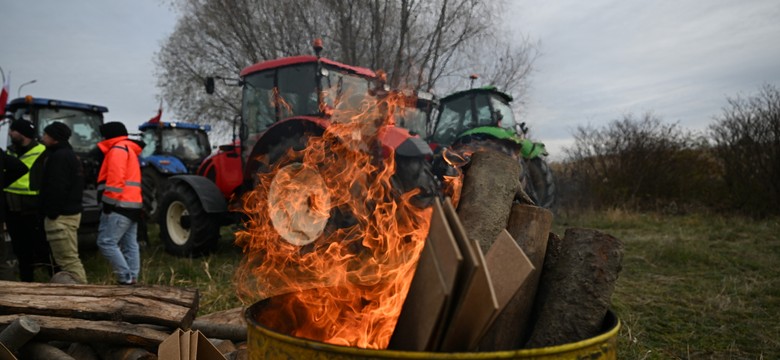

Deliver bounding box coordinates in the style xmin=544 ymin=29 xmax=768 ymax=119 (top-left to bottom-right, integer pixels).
xmin=157 ymin=42 xmax=436 ymax=256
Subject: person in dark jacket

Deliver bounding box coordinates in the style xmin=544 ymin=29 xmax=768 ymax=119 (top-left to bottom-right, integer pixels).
xmin=4 ymin=119 xmax=55 ymax=281
xmin=40 ymin=121 xmax=88 ymax=283
xmin=0 ymin=150 xmax=29 ymax=280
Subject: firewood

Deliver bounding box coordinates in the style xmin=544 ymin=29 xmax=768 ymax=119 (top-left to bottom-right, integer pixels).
xmin=191 ymin=320 xmax=247 ymax=342
xmin=479 ymin=204 xmax=553 ymax=350
xmin=66 ymin=343 xmax=101 ymax=360
xmin=0 ymin=314 xmax=169 ymax=349
xmin=0 ymin=315 xmax=40 ymax=352
xmin=208 ymin=338 xmax=237 ymax=354
xmin=224 ymin=348 xmax=249 ymax=360
xmin=93 ymin=344 xmax=158 ymax=360
xmin=525 ymin=228 xmax=624 ymax=348
xmin=19 ymin=341 xmax=76 ymax=360
xmin=456 ymin=150 xmax=520 ymax=254
xmin=0 ymin=280 xmax=198 ymax=329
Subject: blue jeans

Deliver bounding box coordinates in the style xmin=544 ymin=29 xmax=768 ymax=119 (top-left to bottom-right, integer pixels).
xmin=97 ymin=212 xmax=139 ymax=283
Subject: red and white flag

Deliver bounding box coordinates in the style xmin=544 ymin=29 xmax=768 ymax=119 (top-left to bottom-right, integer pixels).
xmin=0 ymin=73 xmax=9 ymax=116
xmin=148 ymin=99 xmax=163 ymax=124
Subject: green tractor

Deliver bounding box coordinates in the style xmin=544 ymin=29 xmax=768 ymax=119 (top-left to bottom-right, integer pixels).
xmin=427 ymin=86 xmax=556 ymax=209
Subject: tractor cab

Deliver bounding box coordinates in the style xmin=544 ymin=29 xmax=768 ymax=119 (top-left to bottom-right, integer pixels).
xmin=429 ymin=87 xmax=521 ymax=151
xmin=394 ymin=90 xmax=438 ymax=138
xmin=138 ymin=121 xmax=211 ymax=174
xmin=429 ymin=86 xmax=556 ymax=209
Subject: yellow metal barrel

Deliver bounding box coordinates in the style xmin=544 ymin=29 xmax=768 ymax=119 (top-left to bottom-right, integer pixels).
xmin=246 ymin=301 xmax=620 ymax=360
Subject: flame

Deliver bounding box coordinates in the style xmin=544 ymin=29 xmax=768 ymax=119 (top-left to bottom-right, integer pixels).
xmin=440 ymin=148 xmax=468 ymax=208
xmin=234 ymin=91 xmax=432 ymax=349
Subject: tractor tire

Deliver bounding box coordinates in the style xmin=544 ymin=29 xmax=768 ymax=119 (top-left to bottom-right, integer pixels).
xmin=524 ymin=157 xmax=556 ymax=210
xmin=142 ymin=167 xmax=166 ymax=223
xmin=158 ymin=181 xmax=220 ymax=256
xmin=251 ymin=131 xmax=437 ymax=247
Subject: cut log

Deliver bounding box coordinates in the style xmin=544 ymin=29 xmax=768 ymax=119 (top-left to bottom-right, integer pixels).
xmin=479 ymin=204 xmax=553 ymax=350
xmin=194 ymin=307 xmax=246 ymax=327
xmin=525 ymin=228 xmax=624 ymax=348
xmin=19 ymin=341 xmax=75 ymax=360
xmin=191 ymin=320 xmax=247 ymax=342
xmin=456 ymin=150 xmax=521 ymax=254
xmin=66 ymin=343 xmax=101 ymax=360
xmin=93 ymin=344 xmax=158 ymax=360
xmin=0 ymin=280 xmax=199 ymax=329
xmin=208 ymin=338 xmax=237 ymax=355
xmin=0 ymin=314 xmax=170 ymax=349
xmin=0 ymin=315 xmax=40 ymax=352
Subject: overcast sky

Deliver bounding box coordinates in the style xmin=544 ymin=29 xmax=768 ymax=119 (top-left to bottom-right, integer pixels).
xmin=2 ymin=0 xmax=779 ymax=159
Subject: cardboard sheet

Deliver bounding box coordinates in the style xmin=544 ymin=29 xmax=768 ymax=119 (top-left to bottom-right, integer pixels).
xmin=437 ymin=198 xmax=499 ymax=352
xmin=477 ymin=229 xmax=535 ymax=340
xmin=158 ymin=328 xmax=226 ymax=360
xmin=390 ymin=197 xmax=463 ymax=351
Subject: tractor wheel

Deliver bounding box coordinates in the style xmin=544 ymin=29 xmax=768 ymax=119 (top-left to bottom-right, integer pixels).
xmin=142 ymin=167 xmax=166 ymax=223
xmin=158 ymin=182 xmax=220 ymax=256
xmin=524 ymin=157 xmax=556 ymax=209
xmin=252 ymin=132 xmax=437 ymax=247
xmin=253 ymin=132 xmax=340 ymax=247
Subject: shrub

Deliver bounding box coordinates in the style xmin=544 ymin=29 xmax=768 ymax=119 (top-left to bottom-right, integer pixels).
xmin=709 ymin=84 xmax=780 ymax=216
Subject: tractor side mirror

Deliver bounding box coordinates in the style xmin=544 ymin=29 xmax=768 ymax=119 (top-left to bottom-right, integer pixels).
xmin=205 ymin=77 xmax=215 ymax=94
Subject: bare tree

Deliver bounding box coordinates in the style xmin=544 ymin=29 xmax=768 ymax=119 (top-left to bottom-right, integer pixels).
xmin=155 ymin=0 xmax=537 ymax=137
xmin=710 ymin=83 xmax=780 ymax=216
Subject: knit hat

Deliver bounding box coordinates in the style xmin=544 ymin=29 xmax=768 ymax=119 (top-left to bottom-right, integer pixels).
xmin=43 ymin=122 xmax=72 ymax=142
xmin=99 ymin=122 xmax=128 ymax=139
xmin=10 ymin=119 xmax=36 ymax=139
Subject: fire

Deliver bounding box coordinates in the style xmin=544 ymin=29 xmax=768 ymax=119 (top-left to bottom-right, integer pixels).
xmin=440 ymin=148 xmax=469 ymax=208
xmin=234 ymin=91 xmax=432 ymax=349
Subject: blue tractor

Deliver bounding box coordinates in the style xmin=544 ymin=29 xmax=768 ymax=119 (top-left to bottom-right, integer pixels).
xmin=137 ymin=121 xmax=211 ymax=222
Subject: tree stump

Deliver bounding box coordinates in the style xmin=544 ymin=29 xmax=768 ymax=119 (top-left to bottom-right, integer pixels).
xmin=525 ymin=228 xmax=624 ymax=348
xmin=478 ymin=204 xmax=552 ymax=350
xmin=456 ymin=150 xmax=520 ymax=253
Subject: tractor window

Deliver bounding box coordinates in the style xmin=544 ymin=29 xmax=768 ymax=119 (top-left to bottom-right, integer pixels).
xmin=395 ymin=105 xmax=429 ymax=136
xmin=475 ymin=95 xmax=494 ymax=127
xmin=432 ymin=96 xmax=471 ymax=145
xmin=140 ymin=129 xmax=157 ymax=158
xmin=277 ymin=64 xmax=318 ymax=118
xmin=321 ymin=68 xmax=371 ymax=111
xmin=243 ymin=71 xmax=276 ymax=139
xmin=490 ymin=96 xmax=517 ymax=131
xmin=37 ymin=108 xmax=103 ymax=154
xmin=161 ymin=128 xmax=211 ymax=162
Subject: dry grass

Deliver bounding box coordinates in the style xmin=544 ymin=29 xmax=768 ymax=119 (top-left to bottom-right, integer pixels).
xmin=556 ymin=210 xmax=780 ymax=359
xmin=79 ymin=212 xmax=780 ymax=358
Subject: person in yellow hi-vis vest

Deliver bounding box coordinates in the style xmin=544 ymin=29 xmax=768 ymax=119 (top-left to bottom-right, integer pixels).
xmin=4 ymin=119 xmax=55 ymax=281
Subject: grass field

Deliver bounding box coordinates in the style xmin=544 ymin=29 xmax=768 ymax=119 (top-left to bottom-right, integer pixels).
xmin=79 ymin=211 xmax=779 ymax=359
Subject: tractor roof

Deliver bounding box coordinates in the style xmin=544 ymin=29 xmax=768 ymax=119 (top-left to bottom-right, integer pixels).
xmin=240 ymin=55 xmax=376 ymax=78
xmin=138 ymin=121 xmax=211 ymax=132
xmin=7 ymin=97 xmax=109 ymax=113
xmin=440 ymin=86 xmax=513 ymax=103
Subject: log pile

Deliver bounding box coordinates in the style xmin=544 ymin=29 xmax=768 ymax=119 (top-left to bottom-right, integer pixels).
xmin=0 ymin=280 xmax=249 ymax=360
xmin=390 ymin=149 xmax=625 ymax=352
